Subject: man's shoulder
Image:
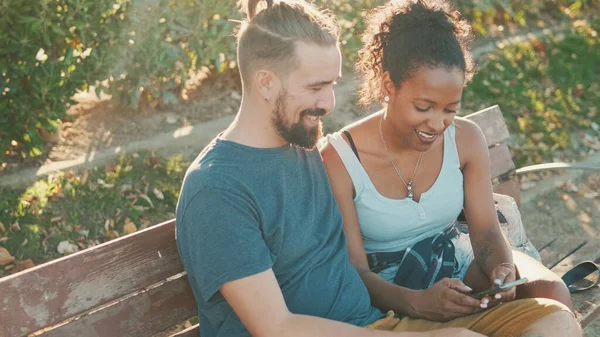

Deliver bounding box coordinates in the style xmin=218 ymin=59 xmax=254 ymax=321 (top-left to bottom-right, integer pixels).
xmin=182 ymin=141 xmax=239 ymax=194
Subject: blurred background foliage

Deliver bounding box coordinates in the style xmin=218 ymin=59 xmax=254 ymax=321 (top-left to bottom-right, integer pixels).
xmin=1 ymin=0 xmax=599 ymax=165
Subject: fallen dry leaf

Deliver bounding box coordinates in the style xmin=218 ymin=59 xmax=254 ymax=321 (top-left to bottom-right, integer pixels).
xmin=97 ymin=179 xmax=115 ymax=189
xmin=561 ymin=194 xmax=578 ymax=212
xmin=50 ymin=216 xmax=63 ymax=223
xmin=120 ymin=184 xmax=133 ymax=193
xmin=81 ymin=171 xmax=89 ymax=185
xmin=12 ymin=259 xmax=36 ymax=273
xmin=531 ymin=133 xmax=544 ymax=142
xmin=123 ymin=221 xmax=137 ymax=235
xmin=57 ymin=241 xmax=79 ymax=255
xmin=0 ymin=221 xmax=5 ymax=233
xmin=104 ymin=162 xmax=117 ymax=173
xmin=584 ymin=191 xmax=599 ymax=199
xmin=557 ymin=180 xmax=579 ymax=193
xmin=104 ymin=219 xmax=115 ymax=232
xmin=579 ymin=211 xmax=592 ymax=224
xmin=0 ymin=247 xmax=15 ymax=265
xmin=146 ymin=154 xmax=161 ymax=168
xmin=10 ymin=259 xmax=36 ymax=274
xmin=583 ymin=137 xmax=600 ymax=150
xmin=140 ymin=218 xmax=151 ymax=229
xmin=19 ymin=259 xmax=35 ymax=268
xmin=153 ymin=188 xmax=164 ymax=200
xmin=133 ymin=205 xmax=150 ymax=212
xmin=138 ymin=194 xmax=154 ymax=208
xmin=106 ymin=230 xmax=120 ymax=240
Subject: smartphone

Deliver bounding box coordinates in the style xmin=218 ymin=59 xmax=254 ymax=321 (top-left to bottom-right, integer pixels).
xmin=470 ymin=277 xmax=529 ymax=299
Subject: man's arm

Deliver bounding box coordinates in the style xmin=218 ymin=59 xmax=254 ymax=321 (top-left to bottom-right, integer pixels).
xmin=221 ymin=268 xmax=482 ymax=337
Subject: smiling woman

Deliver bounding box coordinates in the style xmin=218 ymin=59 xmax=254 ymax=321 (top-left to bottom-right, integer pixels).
xmin=319 ymin=0 xmax=579 ymax=333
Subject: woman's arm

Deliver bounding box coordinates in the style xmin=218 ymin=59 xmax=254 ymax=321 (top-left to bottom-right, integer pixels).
xmin=320 ymin=140 xmax=419 ymax=314
xmin=455 ymin=118 xmax=516 ymax=296
xmin=320 ymin=139 xmax=482 ymax=321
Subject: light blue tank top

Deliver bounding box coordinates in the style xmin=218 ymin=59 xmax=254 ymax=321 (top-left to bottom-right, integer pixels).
xmin=327 ymin=123 xmax=464 ymax=254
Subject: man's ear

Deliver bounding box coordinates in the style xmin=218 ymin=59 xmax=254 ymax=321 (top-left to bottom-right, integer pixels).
xmin=381 ymin=71 xmax=397 ymax=102
xmin=255 ymin=69 xmax=276 ymax=102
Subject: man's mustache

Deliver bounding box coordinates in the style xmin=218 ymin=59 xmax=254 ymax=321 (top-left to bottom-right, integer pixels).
xmin=301 ymin=109 xmax=327 ymax=117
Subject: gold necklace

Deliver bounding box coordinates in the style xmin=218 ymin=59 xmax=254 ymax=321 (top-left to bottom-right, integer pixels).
xmin=379 ymin=115 xmax=424 ymax=200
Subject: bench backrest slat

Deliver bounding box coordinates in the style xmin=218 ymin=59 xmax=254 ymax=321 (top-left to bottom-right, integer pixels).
xmin=464 ymin=105 xmax=510 ymax=147
xmin=0 ymin=219 xmax=185 ymax=337
xmin=37 ymin=274 xmax=197 ymax=337
xmin=464 ymin=106 xmax=520 ymax=204
xmin=488 ymin=143 xmax=515 ymax=181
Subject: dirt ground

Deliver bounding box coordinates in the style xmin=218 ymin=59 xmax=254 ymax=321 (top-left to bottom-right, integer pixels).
xmin=520 ymin=172 xmax=600 ymax=337
xmin=0 ymin=73 xmax=243 ymax=176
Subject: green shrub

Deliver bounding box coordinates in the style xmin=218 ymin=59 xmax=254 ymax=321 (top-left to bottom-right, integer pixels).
xmin=1 ymin=0 xmax=129 ymax=162
xmin=462 ymin=20 xmax=600 ymax=166
xmin=455 ymin=0 xmax=599 ymax=36
xmin=1 ymin=0 xmax=598 ymax=164
xmin=96 ymin=0 xmax=240 ymax=108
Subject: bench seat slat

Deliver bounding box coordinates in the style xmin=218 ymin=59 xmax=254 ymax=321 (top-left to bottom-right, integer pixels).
xmin=37 ymin=274 xmax=197 ymax=337
xmin=529 ymin=236 xmax=556 ymax=253
xmin=488 ymin=143 xmax=515 ymax=181
xmin=0 ymin=219 xmax=183 ymax=337
xmin=550 ymin=241 xmax=600 ymax=327
xmin=539 ymin=237 xmax=588 ymax=269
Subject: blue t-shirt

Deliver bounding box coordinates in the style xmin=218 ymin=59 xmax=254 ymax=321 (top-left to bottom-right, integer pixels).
xmin=176 ymin=138 xmax=384 ymax=337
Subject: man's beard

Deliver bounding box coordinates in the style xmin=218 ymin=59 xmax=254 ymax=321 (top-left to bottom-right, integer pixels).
xmin=271 ymin=91 xmax=325 ymax=149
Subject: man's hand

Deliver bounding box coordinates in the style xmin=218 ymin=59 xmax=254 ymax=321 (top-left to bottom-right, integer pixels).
xmin=411 ymin=278 xmax=485 ymax=322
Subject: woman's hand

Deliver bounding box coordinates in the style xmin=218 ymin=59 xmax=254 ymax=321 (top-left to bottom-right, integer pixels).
xmin=411 ymin=278 xmax=485 ymax=322
xmin=488 ymin=262 xmax=517 ymax=303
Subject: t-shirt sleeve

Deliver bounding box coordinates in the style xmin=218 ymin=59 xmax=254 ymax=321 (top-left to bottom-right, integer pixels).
xmin=177 ymin=186 xmax=275 ymax=302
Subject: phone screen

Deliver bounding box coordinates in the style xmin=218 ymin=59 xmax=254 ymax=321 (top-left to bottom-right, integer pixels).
xmin=470 ymin=277 xmax=529 ymax=299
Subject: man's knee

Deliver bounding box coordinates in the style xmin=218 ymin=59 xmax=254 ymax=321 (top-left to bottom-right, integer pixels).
xmin=522 ymin=309 xmax=582 ymax=337
xmin=518 ymin=278 xmax=573 ymax=309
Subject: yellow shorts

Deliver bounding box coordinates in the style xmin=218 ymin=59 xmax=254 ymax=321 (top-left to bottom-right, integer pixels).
xmin=367 ymin=298 xmax=572 ymax=337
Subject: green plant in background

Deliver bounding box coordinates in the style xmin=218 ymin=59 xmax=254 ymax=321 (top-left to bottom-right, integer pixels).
xmin=455 ymin=0 xmax=598 ymax=36
xmin=96 ymin=0 xmax=240 ymax=108
xmin=1 ymin=0 xmax=599 ymax=165
xmin=0 ymin=151 xmax=186 ymax=277
xmin=462 ymin=20 xmax=600 ymax=167
xmin=0 ymin=0 xmax=129 ymax=163
xmin=317 ymin=0 xmax=385 ymax=69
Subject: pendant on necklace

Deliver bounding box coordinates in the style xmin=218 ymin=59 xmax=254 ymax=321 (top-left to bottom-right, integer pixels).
xmin=407 ymin=184 xmax=414 ymax=200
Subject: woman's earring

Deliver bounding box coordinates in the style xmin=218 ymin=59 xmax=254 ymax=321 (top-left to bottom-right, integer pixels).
xmin=384 ymin=96 xmax=390 ymax=103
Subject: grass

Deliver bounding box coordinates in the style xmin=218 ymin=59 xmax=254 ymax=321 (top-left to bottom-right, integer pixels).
xmin=1 ymin=19 xmax=599 ymax=278
xmin=0 ymin=152 xmax=188 ymax=278
xmin=462 ymin=19 xmax=600 ymax=167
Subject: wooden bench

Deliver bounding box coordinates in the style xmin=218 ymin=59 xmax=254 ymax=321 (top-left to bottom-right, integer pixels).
xmin=1 ymin=105 xmax=598 ymax=337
